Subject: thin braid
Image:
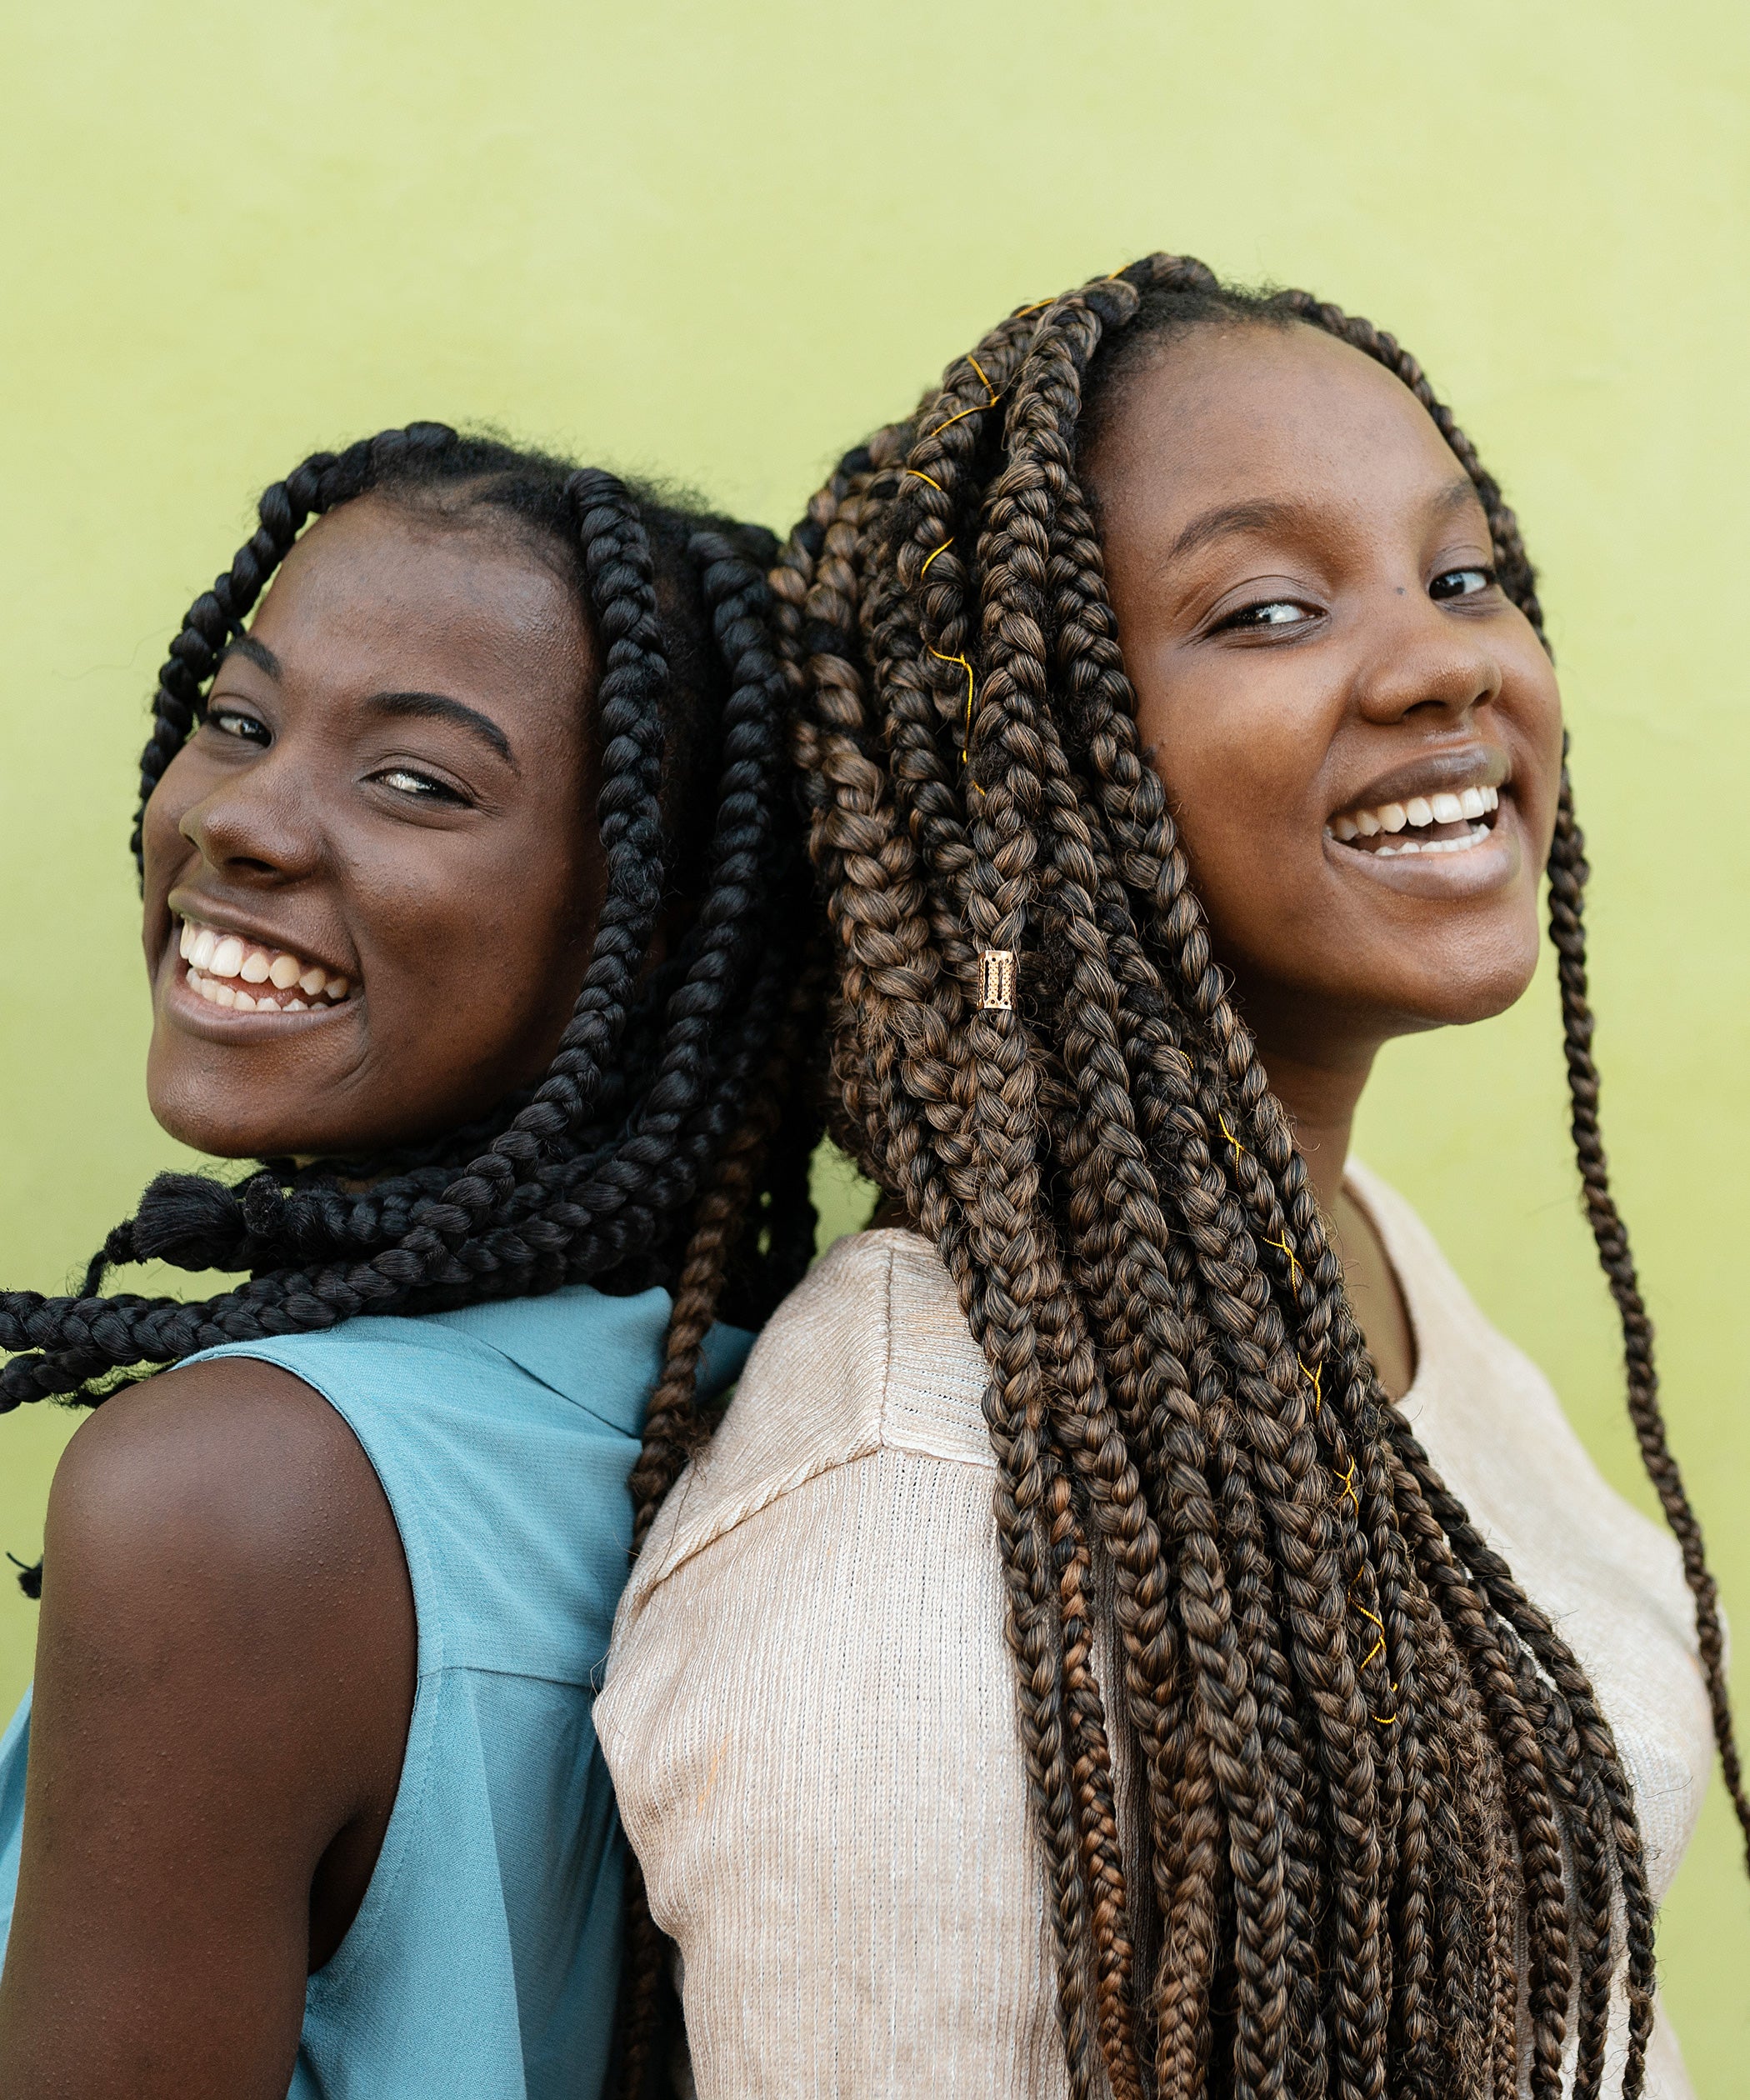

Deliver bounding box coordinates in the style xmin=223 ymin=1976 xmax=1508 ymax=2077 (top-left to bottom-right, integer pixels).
xmin=1546 ymin=752 xmax=1750 ymax=1871
xmin=782 ymin=255 xmax=1717 ymax=2100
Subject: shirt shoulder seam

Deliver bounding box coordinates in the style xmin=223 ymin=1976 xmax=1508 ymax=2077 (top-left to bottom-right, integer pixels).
xmin=638 ymin=1442 xmax=998 ymax=1598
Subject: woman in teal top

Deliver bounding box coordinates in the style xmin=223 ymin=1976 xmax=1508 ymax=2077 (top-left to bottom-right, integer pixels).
xmin=0 ymin=427 xmax=821 ymax=2098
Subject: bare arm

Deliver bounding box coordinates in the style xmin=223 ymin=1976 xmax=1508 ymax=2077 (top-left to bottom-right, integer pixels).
xmin=0 ymin=1357 xmax=414 ymax=2100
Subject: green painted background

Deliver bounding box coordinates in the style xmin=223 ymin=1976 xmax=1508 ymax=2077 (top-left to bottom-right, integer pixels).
xmin=2 ymin=0 xmax=1746 ymax=2078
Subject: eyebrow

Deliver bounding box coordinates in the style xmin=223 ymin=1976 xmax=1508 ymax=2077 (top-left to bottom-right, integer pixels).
xmin=1161 ymin=475 xmax=1488 ymax=571
xmin=218 ymin=635 xmax=282 ymax=679
xmin=212 ymin=641 xmax=518 ymax=768
xmin=364 ymin=690 xmax=518 ymax=768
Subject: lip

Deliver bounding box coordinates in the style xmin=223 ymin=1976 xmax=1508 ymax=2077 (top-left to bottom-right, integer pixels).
xmin=164 ymin=893 xmax=358 ymax=988
xmin=1332 ymin=745 xmax=1511 ymax=825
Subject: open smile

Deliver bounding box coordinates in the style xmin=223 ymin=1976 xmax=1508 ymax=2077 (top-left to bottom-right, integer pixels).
xmin=1328 ymin=782 xmax=1499 ymax=858
xmin=167 ymin=915 xmax=358 ymax=1021
xmin=1320 ymin=753 xmax=1521 ymax=896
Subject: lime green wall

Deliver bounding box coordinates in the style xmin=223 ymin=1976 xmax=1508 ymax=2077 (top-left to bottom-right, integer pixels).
xmin=2 ymin=0 xmax=1745 ymax=2078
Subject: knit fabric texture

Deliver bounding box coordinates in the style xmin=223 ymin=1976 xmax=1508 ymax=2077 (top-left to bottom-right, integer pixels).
xmin=598 ymin=1163 xmax=1711 ymax=2099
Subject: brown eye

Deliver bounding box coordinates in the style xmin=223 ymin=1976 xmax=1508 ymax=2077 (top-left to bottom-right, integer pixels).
xmin=1430 ymin=565 xmax=1495 ymax=601
xmin=1217 ymin=598 xmax=1316 ymax=632
xmin=204 ymin=707 xmax=271 ymax=747
xmin=372 ymin=766 xmax=468 ymax=806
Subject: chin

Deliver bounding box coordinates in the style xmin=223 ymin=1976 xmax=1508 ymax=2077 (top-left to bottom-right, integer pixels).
xmin=149 ymin=1098 xmax=308 ymax=1161
xmin=1378 ymin=950 xmax=1542 ymax=1036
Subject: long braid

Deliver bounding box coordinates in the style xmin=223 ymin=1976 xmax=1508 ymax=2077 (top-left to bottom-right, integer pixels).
xmin=1546 ymin=752 xmax=1750 ymax=1872
xmin=782 ymin=256 xmax=1732 ymax=2098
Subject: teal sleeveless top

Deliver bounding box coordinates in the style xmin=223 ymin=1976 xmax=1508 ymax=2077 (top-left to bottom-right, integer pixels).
xmin=0 ymin=1284 xmax=754 ymax=2100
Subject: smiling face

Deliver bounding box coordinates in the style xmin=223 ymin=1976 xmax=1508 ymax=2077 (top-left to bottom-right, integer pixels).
xmin=142 ymin=494 xmax=603 ymax=1160
xmin=1082 ymin=321 xmax=1563 ymax=1073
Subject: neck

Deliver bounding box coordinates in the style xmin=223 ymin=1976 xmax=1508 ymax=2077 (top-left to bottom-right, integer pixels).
xmin=1252 ymin=1038 xmax=1376 ymax=1221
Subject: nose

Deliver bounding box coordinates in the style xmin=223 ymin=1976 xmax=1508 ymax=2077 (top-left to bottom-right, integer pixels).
xmin=1350 ymin=588 xmax=1502 ymax=727
xmin=178 ymin=747 xmax=321 ymax=883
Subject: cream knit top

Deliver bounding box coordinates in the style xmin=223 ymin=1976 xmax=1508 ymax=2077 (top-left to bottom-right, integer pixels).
xmin=598 ymin=1163 xmax=1712 ymax=2098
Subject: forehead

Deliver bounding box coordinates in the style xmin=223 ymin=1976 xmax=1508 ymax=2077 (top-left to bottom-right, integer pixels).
xmin=248 ymin=495 xmax=595 ymax=712
xmin=1083 ymin=321 xmax=1477 ymax=536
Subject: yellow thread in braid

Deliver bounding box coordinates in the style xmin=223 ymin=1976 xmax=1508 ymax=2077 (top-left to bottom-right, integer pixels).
xmin=1350 ymin=1592 xmax=1399 ymax=1721
xmin=1264 ymin=1229 xmax=1302 ymax=1296
xmin=923 ymin=355 xmax=1002 ymax=441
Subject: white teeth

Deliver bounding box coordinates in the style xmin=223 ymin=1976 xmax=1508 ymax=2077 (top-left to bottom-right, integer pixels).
xmin=1330 ymin=782 xmax=1505 ymax=846
xmin=176 ymin=919 xmax=357 ymax=1008
xmin=1372 ymin=824 xmax=1490 ymax=858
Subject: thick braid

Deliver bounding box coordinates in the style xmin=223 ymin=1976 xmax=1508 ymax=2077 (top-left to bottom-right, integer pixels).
xmin=1018 ymin=285 xmax=1401 ymax=2093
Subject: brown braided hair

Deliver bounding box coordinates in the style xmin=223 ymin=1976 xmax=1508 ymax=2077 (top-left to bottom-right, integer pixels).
xmin=758 ymin=256 xmax=1747 ymax=2100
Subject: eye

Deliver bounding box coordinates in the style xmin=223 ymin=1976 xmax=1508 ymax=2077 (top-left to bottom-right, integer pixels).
xmin=371 ymin=765 xmax=470 ymax=806
xmin=1212 ymin=597 xmax=1319 ymax=634
xmin=1429 ymin=564 xmax=1496 ymax=601
xmin=204 ymin=705 xmax=271 ymax=747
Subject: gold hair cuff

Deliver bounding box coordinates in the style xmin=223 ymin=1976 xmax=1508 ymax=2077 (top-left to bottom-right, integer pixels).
xmin=980 ymin=950 xmax=1016 ymax=1011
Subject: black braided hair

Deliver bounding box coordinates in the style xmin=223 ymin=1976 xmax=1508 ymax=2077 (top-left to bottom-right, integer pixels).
xmin=769 ymin=258 xmax=1743 ymax=2099
xmin=5 ymin=425 xmax=828 ymax=1609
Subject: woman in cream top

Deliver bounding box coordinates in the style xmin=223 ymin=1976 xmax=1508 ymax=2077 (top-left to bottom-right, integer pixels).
xmin=602 ymin=255 xmax=1743 ymax=2094
xmin=598 ymin=1166 xmax=1711 ymax=2096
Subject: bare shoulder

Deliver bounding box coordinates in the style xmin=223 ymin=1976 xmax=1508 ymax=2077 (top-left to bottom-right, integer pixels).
xmin=46 ymin=1353 xmax=403 ymax=1640
xmin=0 ymin=1354 xmax=416 ymax=2094
xmin=38 ymin=1353 xmax=416 ymax=1777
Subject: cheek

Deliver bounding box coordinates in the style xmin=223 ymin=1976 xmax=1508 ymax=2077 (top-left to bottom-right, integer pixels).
xmin=1136 ymin=668 xmax=1332 ymax=949
xmin=363 ymin=816 xmax=596 ymax=1075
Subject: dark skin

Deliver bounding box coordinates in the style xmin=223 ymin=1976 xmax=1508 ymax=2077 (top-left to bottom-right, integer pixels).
xmin=0 ymin=497 xmax=604 ymax=2099
xmin=1082 ymin=322 xmax=1564 ymax=1397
